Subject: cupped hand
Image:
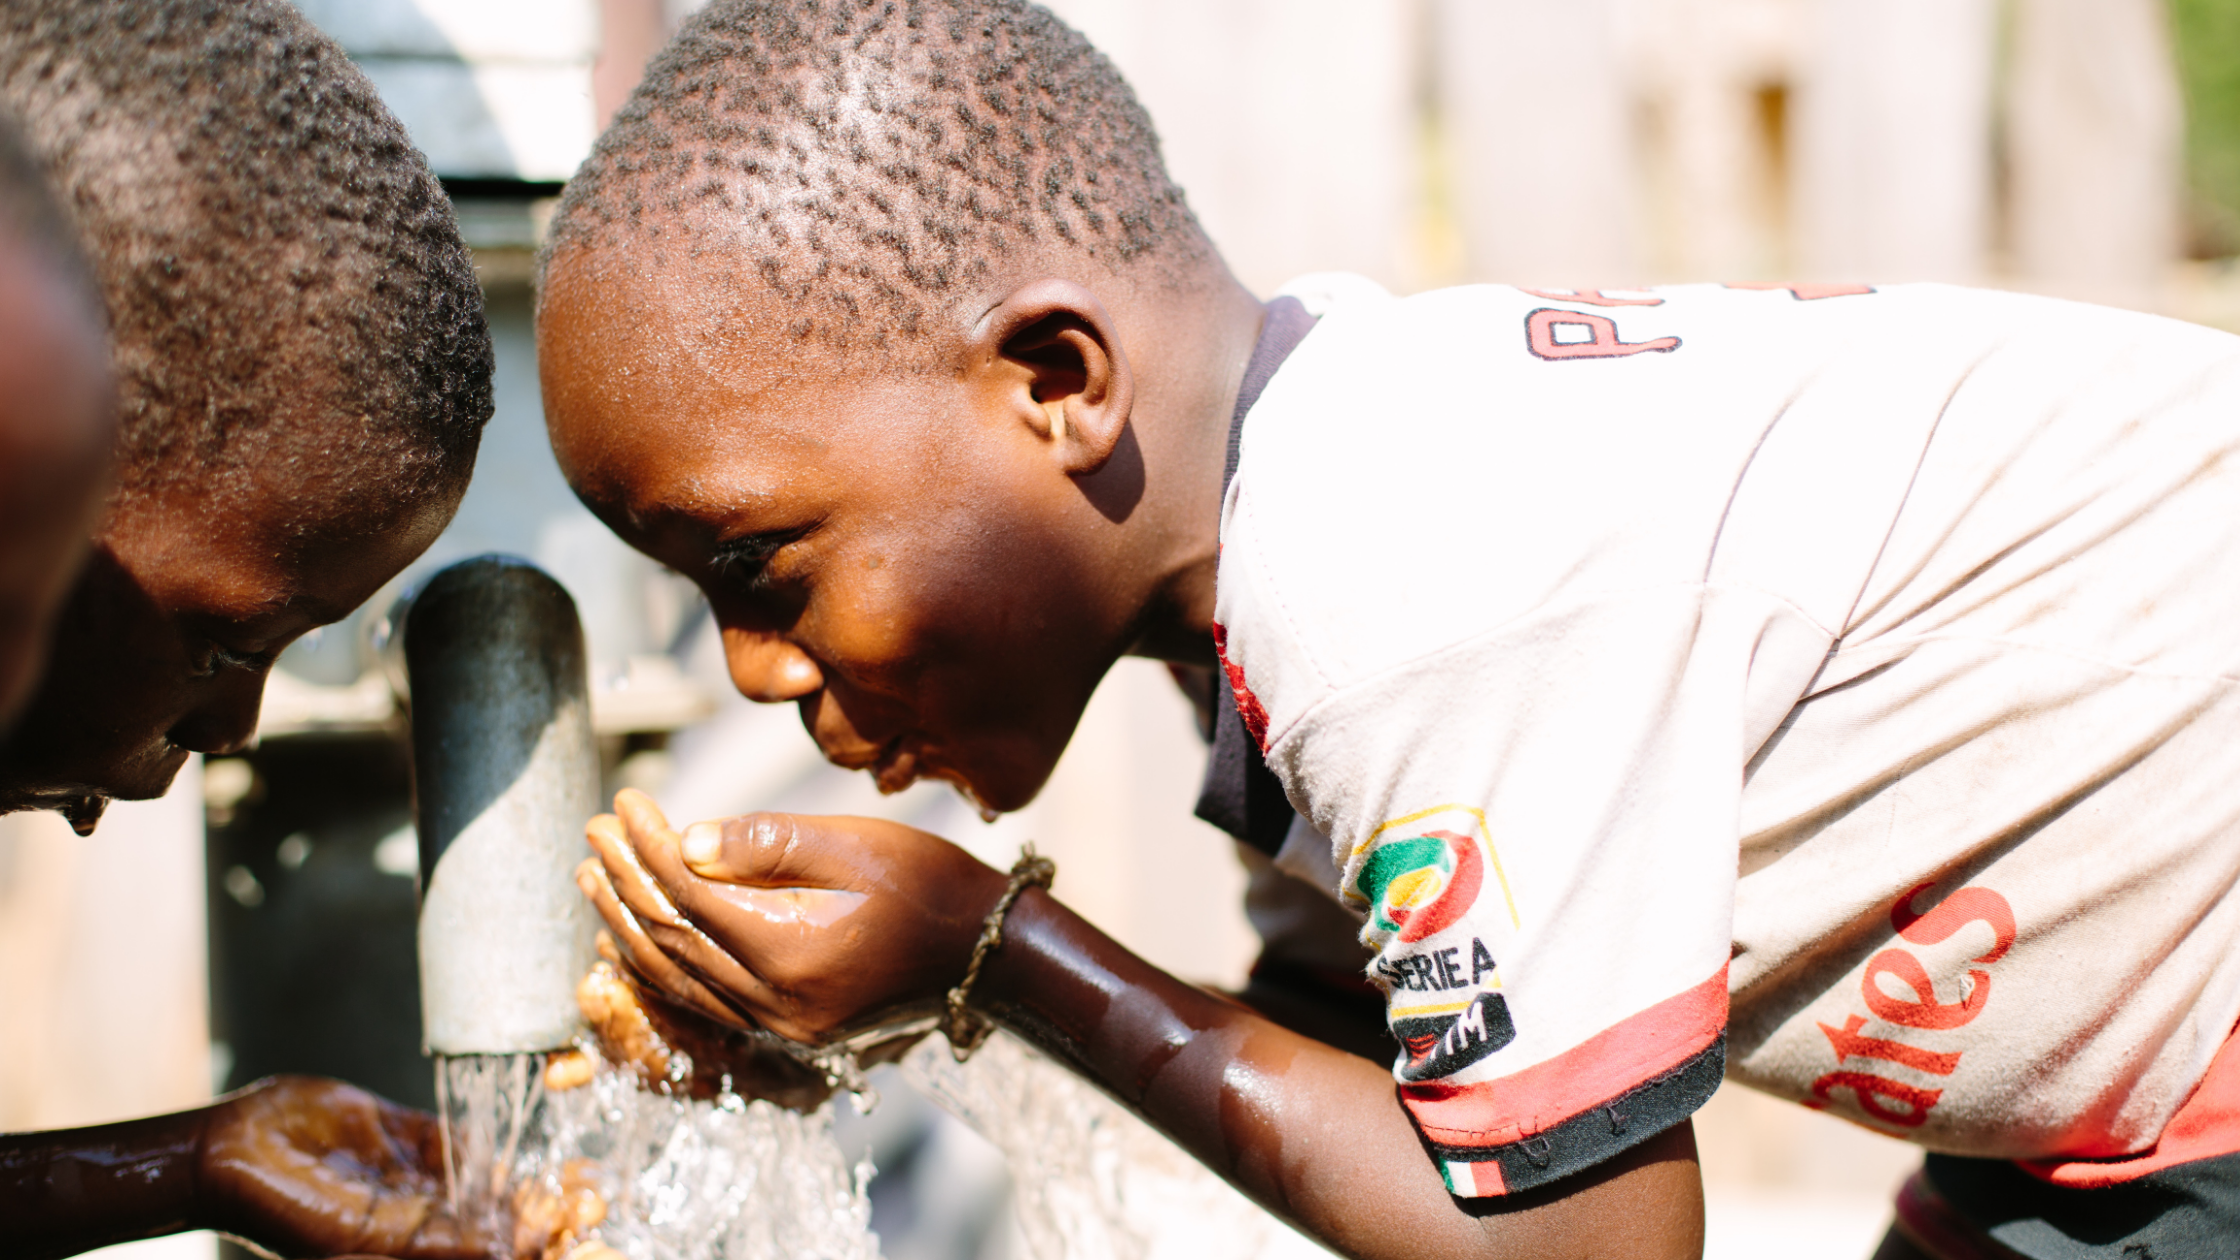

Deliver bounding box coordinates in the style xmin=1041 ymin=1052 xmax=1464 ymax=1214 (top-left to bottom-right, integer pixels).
xmin=569 ymin=946 xmax=844 ymax=1111
xmin=577 ymin=789 xmax=1006 ymax=1044
xmin=198 ymin=1075 xmax=493 ymax=1259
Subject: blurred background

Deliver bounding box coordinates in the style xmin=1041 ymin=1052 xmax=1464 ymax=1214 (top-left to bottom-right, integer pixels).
xmin=7 ymin=1 xmax=2239 ymax=1257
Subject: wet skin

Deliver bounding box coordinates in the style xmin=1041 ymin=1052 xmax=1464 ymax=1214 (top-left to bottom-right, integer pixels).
xmin=540 ymin=230 xmax=1706 ymax=1256
xmin=584 ymin=795 xmax=1705 ymax=1260
xmin=0 ymin=224 xmax=115 ymax=731
xmin=0 ymin=1077 xmax=490 ymax=1260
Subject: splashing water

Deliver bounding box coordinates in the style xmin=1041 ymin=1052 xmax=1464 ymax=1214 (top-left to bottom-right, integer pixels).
xmin=437 ymin=1051 xmax=879 ymax=1260
xmin=901 ymin=1033 xmax=1316 ymax=1260
xmin=436 ymin=1032 xmax=1314 ymax=1260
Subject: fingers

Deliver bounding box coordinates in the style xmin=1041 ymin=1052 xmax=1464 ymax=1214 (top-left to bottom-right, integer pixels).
xmin=374 ymin=1096 xmax=448 ymax=1180
xmin=614 ymin=787 xmax=684 ymax=869
xmin=575 ymin=858 xmax=751 ymax=1030
xmin=587 ymin=813 xmax=686 ymax=930
xmin=594 ymin=808 xmax=817 ymax=1027
xmin=577 ymin=842 xmax=792 ymax=1035
xmin=576 ymin=958 xmax=679 ymax=1087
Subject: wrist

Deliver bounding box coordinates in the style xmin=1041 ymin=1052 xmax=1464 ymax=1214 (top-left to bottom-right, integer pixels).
xmin=969 ymin=885 xmax=1187 ymax=1048
xmin=970 ymin=885 xmax=1253 ymax=1116
xmin=943 ymin=847 xmax=1056 ymax=1056
xmin=971 ymin=882 xmax=1061 ymax=1014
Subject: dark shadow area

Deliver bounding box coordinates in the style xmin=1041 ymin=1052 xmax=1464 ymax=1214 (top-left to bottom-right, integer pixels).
xmin=206 ymin=731 xmax=429 ymax=1109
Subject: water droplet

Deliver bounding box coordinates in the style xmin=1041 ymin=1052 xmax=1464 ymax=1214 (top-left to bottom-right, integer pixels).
xmin=63 ymin=794 xmax=107 ymax=836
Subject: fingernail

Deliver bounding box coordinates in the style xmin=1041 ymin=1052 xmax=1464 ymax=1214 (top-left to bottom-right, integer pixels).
xmin=682 ymin=822 xmax=721 ymax=867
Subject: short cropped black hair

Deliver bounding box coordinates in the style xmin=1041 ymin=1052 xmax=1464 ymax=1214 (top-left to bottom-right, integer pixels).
xmin=0 ymin=0 xmax=492 ymax=509
xmin=548 ymin=0 xmax=1206 ymax=353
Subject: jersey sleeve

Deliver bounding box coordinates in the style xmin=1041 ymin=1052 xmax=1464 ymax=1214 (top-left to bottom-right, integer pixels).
xmin=1260 ymin=584 xmax=1832 ymax=1198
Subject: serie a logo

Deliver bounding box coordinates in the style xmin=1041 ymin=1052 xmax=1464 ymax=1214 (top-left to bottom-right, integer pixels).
xmin=1353 ymin=806 xmax=1521 ymax=1081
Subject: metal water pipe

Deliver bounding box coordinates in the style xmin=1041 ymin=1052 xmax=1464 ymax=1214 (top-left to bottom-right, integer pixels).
xmin=405 ymin=554 xmax=600 ymax=1056
xmin=403 ymin=556 xmax=603 ymax=1222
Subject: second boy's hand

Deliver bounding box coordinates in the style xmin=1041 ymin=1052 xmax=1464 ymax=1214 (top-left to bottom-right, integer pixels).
xmin=581 ymin=789 xmax=1704 ymax=1260
xmin=0 ymin=1077 xmax=493 ymax=1260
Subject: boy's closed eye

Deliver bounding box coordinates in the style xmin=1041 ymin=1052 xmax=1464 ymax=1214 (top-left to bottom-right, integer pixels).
xmin=190 ymin=640 xmax=277 ymax=679
xmin=710 ymin=526 xmax=815 ymax=593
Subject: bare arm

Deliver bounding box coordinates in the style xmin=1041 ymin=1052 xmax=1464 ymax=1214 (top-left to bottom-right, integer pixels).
xmin=974 ymin=888 xmax=1703 ymax=1260
xmin=583 ymin=793 xmax=1706 ymax=1260
xmin=0 ymin=1107 xmax=203 ymax=1260
xmin=0 ymin=1078 xmax=492 ymax=1260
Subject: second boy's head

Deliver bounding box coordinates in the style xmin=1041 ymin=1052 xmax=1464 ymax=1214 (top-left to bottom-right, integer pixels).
xmin=540 ymin=0 xmax=1260 ymax=812
xmin=0 ymin=0 xmax=493 ymax=827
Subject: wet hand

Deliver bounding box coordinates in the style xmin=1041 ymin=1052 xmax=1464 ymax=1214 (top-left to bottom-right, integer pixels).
xmin=563 ymin=948 xmax=845 ymax=1112
xmin=577 ymin=789 xmax=1005 ymax=1044
xmin=198 ymin=1076 xmax=491 ymax=1259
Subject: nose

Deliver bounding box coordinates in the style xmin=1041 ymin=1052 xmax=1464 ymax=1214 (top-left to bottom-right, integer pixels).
xmin=166 ymin=667 xmax=268 ymax=755
xmin=722 ymin=625 xmax=824 ymax=703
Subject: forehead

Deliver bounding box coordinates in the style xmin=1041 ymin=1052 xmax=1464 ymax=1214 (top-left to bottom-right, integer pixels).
xmin=538 ymin=243 xmax=952 ymax=527
xmin=103 ymin=465 xmax=453 ymax=630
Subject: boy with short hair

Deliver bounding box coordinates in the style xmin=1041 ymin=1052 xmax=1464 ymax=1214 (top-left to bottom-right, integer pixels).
xmin=546 ymin=2 xmax=2240 ymax=1257
xmin=0 ymin=3 xmax=501 ymax=1256
xmin=0 ymin=0 xmax=491 ymax=834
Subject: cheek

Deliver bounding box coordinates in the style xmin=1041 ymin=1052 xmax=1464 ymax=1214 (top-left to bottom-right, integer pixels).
xmin=887 ymin=524 xmax=1061 ymax=662
xmin=798 ymin=480 xmax=1110 ymax=727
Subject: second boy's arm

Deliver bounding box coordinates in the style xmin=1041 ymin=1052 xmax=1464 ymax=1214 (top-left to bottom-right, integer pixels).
xmin=0 ymin=1076 xmax=489 ymax=1260
xmin=582 ymin=793 xmax=1705 ymax=1260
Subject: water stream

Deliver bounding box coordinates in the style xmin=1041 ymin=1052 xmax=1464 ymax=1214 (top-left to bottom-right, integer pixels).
xmin=437 ymin=1050 xmax=877 ymax=1260
xmin=437 ymin=1031 xmax=1312 ymax=1260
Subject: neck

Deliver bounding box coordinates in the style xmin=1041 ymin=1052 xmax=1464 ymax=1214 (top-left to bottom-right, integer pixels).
xmin=1120 ymin=265 xmax=1268 ymax=666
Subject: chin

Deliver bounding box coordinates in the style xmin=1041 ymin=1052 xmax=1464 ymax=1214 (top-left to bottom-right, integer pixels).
xmin=947 ymin=751 xmax=1064 ymax=816
xmin=100 ymin=743 xmax=196 ymax=802
xmin=0 ymin=741 xmax=191 ymax=813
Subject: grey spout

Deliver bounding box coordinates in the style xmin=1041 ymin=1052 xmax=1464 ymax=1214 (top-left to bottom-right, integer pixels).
xmin=405 ymin=555 xmax=600 ymax=1055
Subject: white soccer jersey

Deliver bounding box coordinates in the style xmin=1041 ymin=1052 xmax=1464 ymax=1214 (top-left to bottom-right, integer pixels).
xmin=1214 ymin=279 xmax=2240 ymax=1198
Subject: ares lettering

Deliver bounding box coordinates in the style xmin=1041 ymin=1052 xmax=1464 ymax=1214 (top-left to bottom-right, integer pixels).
xmin=1806 ymin=883 xmax=2015 ymax=1129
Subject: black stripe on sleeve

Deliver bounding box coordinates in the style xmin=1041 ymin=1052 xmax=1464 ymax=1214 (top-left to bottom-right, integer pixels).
xmin=1425 ymin=1035 xmax=1725 ymax=1198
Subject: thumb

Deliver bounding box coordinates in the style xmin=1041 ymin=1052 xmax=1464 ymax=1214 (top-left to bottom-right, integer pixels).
xmin=675 ymin=811 xmax=861 ymax=889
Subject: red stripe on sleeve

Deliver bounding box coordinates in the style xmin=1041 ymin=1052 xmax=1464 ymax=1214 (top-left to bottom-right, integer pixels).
xmin=1401 ymin=967 xmax=1729 ymax=1149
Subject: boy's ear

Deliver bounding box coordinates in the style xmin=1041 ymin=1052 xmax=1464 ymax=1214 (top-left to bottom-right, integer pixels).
xmin=970 ymin=278 xmax=1134 ymax=476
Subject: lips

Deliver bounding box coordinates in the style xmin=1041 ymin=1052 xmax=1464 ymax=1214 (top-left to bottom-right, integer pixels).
xmin=803 ymin=694 xmax=988 ymax=806
xmin=871 ymin=737 xmax=919 ymax=794
xmin=868 ymin=736 xmax=982 ymax=804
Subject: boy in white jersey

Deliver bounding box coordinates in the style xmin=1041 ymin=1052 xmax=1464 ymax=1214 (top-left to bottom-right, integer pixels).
xmin=538 ymin=2 xmax=2240 ymax=1256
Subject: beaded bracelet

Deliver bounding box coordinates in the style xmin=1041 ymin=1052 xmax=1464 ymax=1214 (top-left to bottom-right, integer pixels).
xmin=943 ymin=844 xmax=1057 ymax=1061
